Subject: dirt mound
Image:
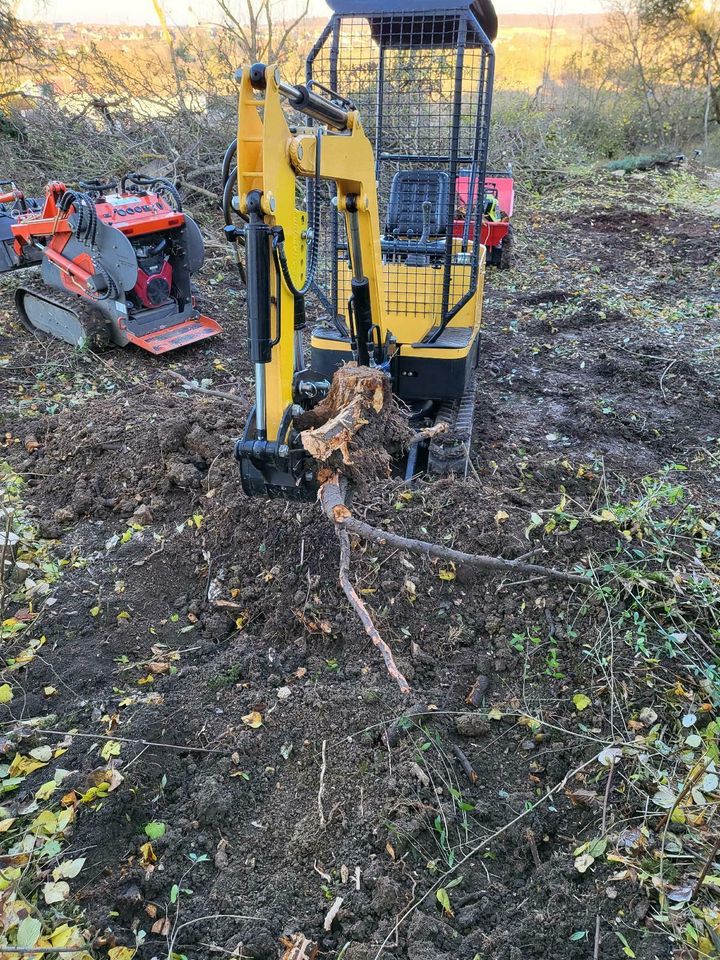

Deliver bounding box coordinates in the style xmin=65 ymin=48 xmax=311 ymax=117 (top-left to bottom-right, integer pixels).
xmin=13 ymin=390 xmax=239 ymax=536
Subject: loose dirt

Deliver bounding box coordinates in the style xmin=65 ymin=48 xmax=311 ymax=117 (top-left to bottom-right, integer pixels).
xmin=1 ymin=168 xmax=718 ymax=960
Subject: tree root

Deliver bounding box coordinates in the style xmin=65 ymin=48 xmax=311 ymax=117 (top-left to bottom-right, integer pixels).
xmin=337 ymin=526 xmax=410 ymax=694
xmin=318 ymin=473 xmax=586 ymax=693
xmin=319 ymin=475 xmax=587 ymax=586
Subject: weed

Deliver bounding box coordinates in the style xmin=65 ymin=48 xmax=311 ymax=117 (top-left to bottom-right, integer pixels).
xmin=207 ymin=664 xmax=244 ymax=690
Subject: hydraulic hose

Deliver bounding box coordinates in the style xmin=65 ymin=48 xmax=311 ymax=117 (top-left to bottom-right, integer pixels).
xmin=275 ymin=129 xmax=322 ymax=299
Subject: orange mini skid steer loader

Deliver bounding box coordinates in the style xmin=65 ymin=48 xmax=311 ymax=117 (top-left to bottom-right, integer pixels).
xmin=0 ymin=174 xmax=221 ymax=354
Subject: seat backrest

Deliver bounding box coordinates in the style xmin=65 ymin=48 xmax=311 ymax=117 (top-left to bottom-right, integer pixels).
xmin=385 ymin=171 xmax=449 ymax=238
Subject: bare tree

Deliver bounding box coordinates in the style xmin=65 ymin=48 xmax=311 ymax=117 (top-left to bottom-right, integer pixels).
xmin=0 ymin=0 xmax=41 ymax=100
xmin=211 ymin=0 xmax=311 ymax=66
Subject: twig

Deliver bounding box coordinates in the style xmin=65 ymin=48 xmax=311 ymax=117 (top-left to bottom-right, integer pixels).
xmin=659 ymin=358 xmax=678 ymax=404
xmin=337 ymin=527 xmax=410 ymax=694
xmin=178 ymin=178 xmax=220 ymax=201
xmin=319 ymin=477 xmax=586 ymax=585
xmin=161 ymin=369 xmax=245 ymax=406
xmin=323 ymin=896 xmax=343 ymax=931
xmin=524 ymin=827 xmax=542 ymax=868
xmin=593 ymin=760 xmax=616 ymax=960
xmin=407 ymin=422 xmax=448 ymax=448
xmin=693 ymin=833 xmax=720 ymax=899
xmin=318 ymin=739 xmax=327 ymax=827
xmin=18 ymin=727 xmax=229 ymax=755
xmin=0 ymin=949 xmax=93 ymax=955
xmin=450 ymin=742 xmax=478 ymax=784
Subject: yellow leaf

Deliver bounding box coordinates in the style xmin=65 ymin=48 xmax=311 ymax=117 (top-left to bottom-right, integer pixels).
xmin=494 ymin=510 xmax=509 ymax=523
xmin=488 ymin=707 xmax=503 ymax=720
xmin=116 ymin=610 xmax=130 ymax=621
xmin=0 ymin=817 xmax=16 ymax=832
xmin=31 ymin=809 xmax=58 ymax=835
xmin=137 ymin=674 xmax=154 ymax=685
xmin=139 ymin=841 xmax=156 ymax=864
xmin=36 ymin=780 xmax=58 ymax=801
xmin=438 ymin=569 xmax=455 ymax=581
xmin=48 ymin=923 xmax=81 ymax=948
xmin=0 ymin=682 xmax=13 ymax=703
xmin=100 ymin=740 xmax=121 ymax=761
xmin=44 ymin=686 xmax=57 ymax=696
xmin=108 ymin=947 xmax=136 ymax=960
xmin=573 ymin=693 xmax=591 ymax=712
xmin=90 ymin=606 xmax=100 ymax=617
xmin=192 ymin=513 xmax=203 ymax=529
xmin=241 ymin=711 xmax=263 ymax=729
xmin=8 ymin=752 xmax=47 ymax=776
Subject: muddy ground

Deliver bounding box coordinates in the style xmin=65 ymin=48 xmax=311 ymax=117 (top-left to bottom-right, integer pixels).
xmin=1 ymin=168 xmax=719 ymax=960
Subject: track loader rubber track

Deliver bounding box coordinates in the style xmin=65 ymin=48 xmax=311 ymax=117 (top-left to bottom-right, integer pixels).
xmin=427 ymin=381 xmax=477 ymax=476
xmin=15 ymin=286 xmax=110 ymax=350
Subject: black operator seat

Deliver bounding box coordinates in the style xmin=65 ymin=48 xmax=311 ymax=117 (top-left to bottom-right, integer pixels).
xmin=382 ymin=170 xmax=449 ymax=259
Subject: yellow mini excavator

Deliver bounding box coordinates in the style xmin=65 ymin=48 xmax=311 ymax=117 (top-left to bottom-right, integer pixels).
xmin=223 ymin=0 xmax=498 ymax=498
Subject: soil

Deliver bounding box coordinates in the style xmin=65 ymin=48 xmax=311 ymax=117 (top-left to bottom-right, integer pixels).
xmin=1 ymin=168 xmax=718 ymax=960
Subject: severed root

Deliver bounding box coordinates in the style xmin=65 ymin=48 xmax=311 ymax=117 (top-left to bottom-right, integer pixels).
xmin=318 ymin=473 xmax=586 ymax=694
xmin=319 ymin=475 xmax=587 ymax=586
xmin=336 ymin=526 xmax=410 ymax=695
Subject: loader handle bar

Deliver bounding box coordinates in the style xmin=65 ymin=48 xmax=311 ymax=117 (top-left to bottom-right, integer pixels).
xmin=245 ymin=63 xmax=351 ymax=131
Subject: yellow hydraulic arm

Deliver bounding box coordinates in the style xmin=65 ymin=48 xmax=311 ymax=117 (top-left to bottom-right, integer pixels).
xmin=234 ymin=62 xmax=388 ymax=446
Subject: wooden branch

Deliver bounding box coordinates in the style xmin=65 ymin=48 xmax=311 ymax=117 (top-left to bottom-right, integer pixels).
xmin=162 ymin=369 xmax=245 ymax=406
xmin=319 ymin=477 xmax=587 ymax=585
xmin=408 ymin=422 xmax=448 ymax=448
xmin=337 ymin=527 xmax=410 ymax=694
xmin=178 ymin=179 xmax=220 ymax=202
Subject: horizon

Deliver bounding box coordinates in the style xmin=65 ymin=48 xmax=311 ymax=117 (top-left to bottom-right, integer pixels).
xmin=18 ymin=0 xmax=605 ymax=27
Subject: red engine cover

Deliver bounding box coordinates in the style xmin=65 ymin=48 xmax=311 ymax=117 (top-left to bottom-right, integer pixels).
xmin=133 ymin=260 xmax=173 ymax=308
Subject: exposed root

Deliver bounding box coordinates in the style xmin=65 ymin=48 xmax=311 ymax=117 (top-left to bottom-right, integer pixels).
xmin=337 ymin=526 xmax=410 ymax=695
xmin=319 ymin=475 xmax=587 ymax=586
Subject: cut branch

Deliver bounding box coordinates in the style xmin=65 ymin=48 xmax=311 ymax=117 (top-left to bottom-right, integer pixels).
xmin=161 ymin=369 xmax=245 ymax=406
xmin=319 ymin=477 xmax=586 ymax=585
xmin=337 ymin=526 xmax=410 ymax=694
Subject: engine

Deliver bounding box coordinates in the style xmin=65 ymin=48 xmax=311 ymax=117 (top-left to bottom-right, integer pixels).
xmin=132 ymin=236 xmax=173 ymax=308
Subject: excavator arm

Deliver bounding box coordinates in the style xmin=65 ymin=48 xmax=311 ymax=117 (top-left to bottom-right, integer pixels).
xmin=232 ymin=62 xmax=389 ymax=497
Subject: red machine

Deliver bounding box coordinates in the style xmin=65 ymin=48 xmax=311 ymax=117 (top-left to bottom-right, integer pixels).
xmin=454 ymin=169 xmax=514 ymax=268
xmin=1 ymin=174 xmax=221 ymax=353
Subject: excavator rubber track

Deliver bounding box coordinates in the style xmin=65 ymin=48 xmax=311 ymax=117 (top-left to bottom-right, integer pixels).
xmin=427 ymin=382 xmax=477 ymax=476
xmin=15 ymin=286 xmax=110 ymax=349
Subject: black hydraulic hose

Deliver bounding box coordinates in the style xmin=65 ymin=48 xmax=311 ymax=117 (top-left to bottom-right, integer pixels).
xmin=57 ymin=189 xmax=117 ymax=301
xmin=275 ymin=130 xmax=322 ymax=299
xmin=221 ymin=139 xmax=237 ymax=192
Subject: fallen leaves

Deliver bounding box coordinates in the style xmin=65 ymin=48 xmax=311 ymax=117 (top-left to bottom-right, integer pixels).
xmin=100 ymin=739 xmax=121 ymax=761
xmin=572 ymin=693 xmax=591 ymax=711
xmin=144 ymin=821 xmax=166 ymax=841
xmin=242 ymin=710 xmax=263 ymax=729
xmin=43 ymin=880 xmax=70 ymax=904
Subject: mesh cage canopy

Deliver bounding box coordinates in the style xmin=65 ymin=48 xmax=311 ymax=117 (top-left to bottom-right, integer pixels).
xmin=307 ymin=1 xmax=495 ymax=339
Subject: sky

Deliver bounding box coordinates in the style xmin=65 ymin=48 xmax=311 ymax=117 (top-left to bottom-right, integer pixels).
xmin=17 ymin=0 xmax=604 ymax=27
